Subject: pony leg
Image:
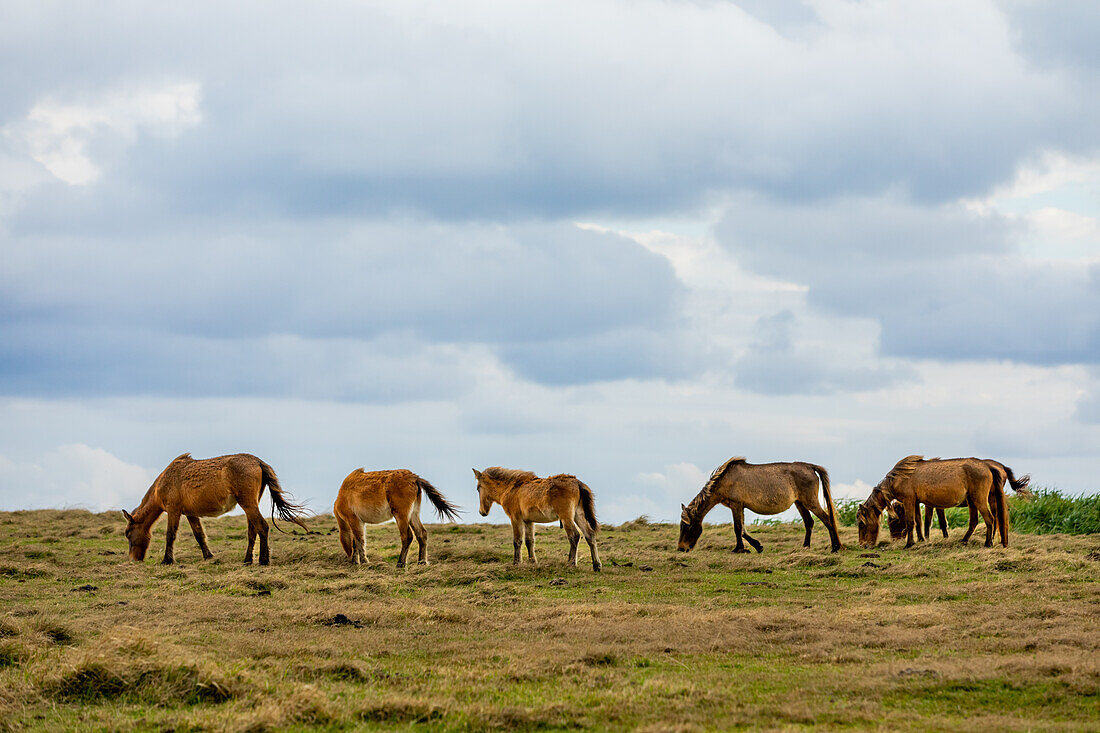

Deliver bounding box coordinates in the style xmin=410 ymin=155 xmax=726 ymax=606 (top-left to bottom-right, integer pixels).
xmin=960 ymin=501 xmax=978 ymax=544
xmin=975 ymin=495 xmax=996 ymax=548
xmin=922 ymin=505 xmax=932 ymax=540
xmin=732 ymin=506 xmax=750 ymax=553
xmin=394 ymin=514 xmax=414 ymax=568
xmin=243 ymin=506 xmax=270 ymax=565
xmin=562 ymin=514 xmax=581 ymax=567
xmin=793 ymin=502 xmax=814 ymax=548
xmin=244 ymin=514 xmax=257 ymax=564
xmin=524 ymin=520 xmax=537 ymax=564
xmin=903 ymin=496 xmax=920 ymax=548
xmin=802 ymin=494 xmax=841 ymax=553
xmin=411 ymin=514 xmax=429 ymax=564
xmin=509 ymin=518 xmax=524 ymax=565
xmin=937 ymin=507 xmax=948 ymax=538
xmin=335 ymin=513 xmax=354 ymax=560
xmin=187 ymin=516 xmax=214 ymax=560
xmin=161 ymin=510 xmax=181 ymax=565
xmin=914 ymin=504 xmax=926 ymax=542
xmin=575 ymin=508 xmax=601 ymax=571
xmin=354 ymin=521 xmax=367 ymax=565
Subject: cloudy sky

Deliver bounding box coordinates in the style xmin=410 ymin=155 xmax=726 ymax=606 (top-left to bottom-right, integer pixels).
xmin=1 ymin=0 xmax=1097 ymax=523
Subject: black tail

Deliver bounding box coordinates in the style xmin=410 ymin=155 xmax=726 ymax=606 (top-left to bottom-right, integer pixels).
xmin=578 ymin=481 xmax=599 ymax=533
xmin=417 ymin=478 xmax=461 ymax=522
xmin=259 ymin=460 xmax=311 ymax=533
xmin=1000 ymin=463 xmax=1031 ymax=496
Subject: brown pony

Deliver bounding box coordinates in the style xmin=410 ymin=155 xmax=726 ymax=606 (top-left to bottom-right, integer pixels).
xmin=678 ymin=457 xmax=840 ymax=554
xmin=122 ymin=453 xmax=308 ymax=565
xmin=334 ymin=469 xmax=461 ymax=567
xmin=858 ymin=456 xmax=1003 ymax=549
xmin=890 ymin=459 xmax=1030 ymax=542
xmin=473 ymin=467 xmax=601 ymax=571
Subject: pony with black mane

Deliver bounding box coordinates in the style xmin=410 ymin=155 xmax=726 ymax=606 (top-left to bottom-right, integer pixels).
xmin=678 ymin=457 xmax=840 ymax=554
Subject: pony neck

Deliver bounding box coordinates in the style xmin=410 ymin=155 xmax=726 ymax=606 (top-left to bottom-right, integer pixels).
xmin=685 ymin=490 xmax=720 ymax=524
xmin=861 ymin=487 xmax=890 ymax=515
xmin=131 ymin=483 xmax=164 ymax=525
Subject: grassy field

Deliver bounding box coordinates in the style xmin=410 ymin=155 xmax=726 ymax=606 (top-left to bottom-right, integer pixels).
xmin=1 ymin=510 xmax=1097 ymax=732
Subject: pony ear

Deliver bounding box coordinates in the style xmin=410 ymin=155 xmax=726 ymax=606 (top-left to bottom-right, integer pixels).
xmin=121 ymin=510 xmax=134 ymax=523
xmin=471 ymin=468 xmax=481 ymax=479
xmin=681 ymin=504 xmax=687 ymax=511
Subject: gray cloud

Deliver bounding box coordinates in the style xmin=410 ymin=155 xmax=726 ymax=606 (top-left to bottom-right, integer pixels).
xmin=2 ymin=1 xmax=1096 ymax=221
xmin=734 ymin=310 xmax=914 ymax=395
xmin=0 ymin=220 xmax=686 ymax=396
xmin=717 ymin=195 xmax=1100 ymax=366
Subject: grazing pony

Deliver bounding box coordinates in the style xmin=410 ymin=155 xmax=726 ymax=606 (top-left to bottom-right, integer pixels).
xmin=473 ymin=467 xmax=601 ymax=571
xmin=889 ymin=459 xmax=1029 ymax=542
xmin=334 ymin=469 xmax=461 ymax=567
xmin=858 ymin=456 xmax=1004 ymax=549
xmin=122 ymin=453 xmax=308 ymax=565
xmin=678 ymin=457 xmax=840 ymax=554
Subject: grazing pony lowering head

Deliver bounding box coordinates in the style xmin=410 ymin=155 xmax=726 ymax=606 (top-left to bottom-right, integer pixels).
xmin=886 ymin=501 xmax=909 ymax=540
xmin=677 ymin=457 xmax=744 ymax=552
xmin=472 ymin=467 xmax=538 ymax=516
xmin=121 ymin=508 xmax=151 ymax=561
xmin=857 ymin=455 xmax=922 ymax=548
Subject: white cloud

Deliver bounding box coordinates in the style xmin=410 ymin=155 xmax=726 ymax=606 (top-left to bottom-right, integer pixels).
xmin=4 ymin=81 xmax=201 ymax=185
xmin=0 ymin=444 xmax=151 ymax=511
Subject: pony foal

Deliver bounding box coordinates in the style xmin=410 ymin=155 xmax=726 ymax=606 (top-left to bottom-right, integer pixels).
xmin=678 ymin=457 xmax=841 ymax=553
xmin=473 ymin=467 xmax=601 ymax=571
xmin=122 ymin=453 xmax=308 ymax=565
xmin=334 ymin=469 xmax=460 ymax=567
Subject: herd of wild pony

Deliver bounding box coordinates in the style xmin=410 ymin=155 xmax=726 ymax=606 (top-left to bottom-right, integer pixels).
xmin=121 ymin=453 xmax=1031 ymax=570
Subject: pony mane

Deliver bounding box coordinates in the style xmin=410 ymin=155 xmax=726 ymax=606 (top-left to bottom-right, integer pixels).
xmin=878 ymin=455 xmax=923 ymax=492
xmin=483 ymin=466 xmax=539 ymax=486
xmin=684 ymin=457 xmax=746 ymax=520
xmin=703 ymin=457 xmax=746 ymax=497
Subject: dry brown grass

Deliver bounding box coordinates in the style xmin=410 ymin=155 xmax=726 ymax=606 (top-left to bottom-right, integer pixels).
xmin=0 ymin=509 xmax=1097 ymax=731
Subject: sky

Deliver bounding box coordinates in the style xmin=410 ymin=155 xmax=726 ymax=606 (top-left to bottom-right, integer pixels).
xmin=1 ymin=0 xmax=1098 ymax=523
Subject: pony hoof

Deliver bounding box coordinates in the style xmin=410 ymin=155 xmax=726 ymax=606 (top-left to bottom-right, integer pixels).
xmin=396 ymin=562 xmax=406 ymax=569
xmin=755 ymin=547 xmax=764 ymax=554
xmin=160 ymin=559 xmax=174 ymax=565
xmin=593 ymin=564 xmax=602 ymax=572
xmin=418 ymin=560 xmax=429 ymax=565
xmin=733 ymin=548 xmax=750 ymax=554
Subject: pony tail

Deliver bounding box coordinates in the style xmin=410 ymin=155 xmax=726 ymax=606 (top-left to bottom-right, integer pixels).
xmin=259 ymin=460 xmax=311 ymax=533
xmin=578 ymin=481 xmax=599 ymax=533
xmin=1002 ymin=464 xmax=1031 ymax=496
xmin=811 ymin=464 xmax=837 ymax=531
xmin=416 ymin=478 xmax=461 ymax=522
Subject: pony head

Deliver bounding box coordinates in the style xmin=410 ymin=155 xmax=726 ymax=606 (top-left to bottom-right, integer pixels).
xmin=886 ymin=501 xmax=908 ymax=540
xmin=121 ymin=509 xmax=150 ymax=561
xmin=677 ymin=504 xmax=703 ymax=552
xmin=472 ymin=469 xmax=493 ymax=517
xmin=856 ymin=503 xmax=881 ymax=548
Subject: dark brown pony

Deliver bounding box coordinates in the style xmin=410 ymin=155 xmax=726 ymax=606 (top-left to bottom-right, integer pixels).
xmin=858 ymin=456 xmax=1003 ymax=549
xmin=334 ymin=468 xmax=460 ymax=567
xmin=122 ymin=453 xmax=309 ymax=565
xmin=678 ymin=457 xmax=840 ymax=554
xmin=473 ymin=467 xmax=601 ymax=571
